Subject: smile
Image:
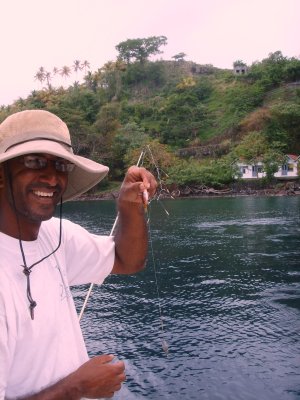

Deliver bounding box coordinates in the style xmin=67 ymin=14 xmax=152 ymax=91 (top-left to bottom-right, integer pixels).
xmin=33 ymin=190 xmax=54 ymax=198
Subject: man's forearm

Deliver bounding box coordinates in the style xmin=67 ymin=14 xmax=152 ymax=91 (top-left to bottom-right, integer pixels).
xmin=112 ymin=200 xmax=148 ymax=274
xmin=16 ymin=374 xmax=80 ymax=400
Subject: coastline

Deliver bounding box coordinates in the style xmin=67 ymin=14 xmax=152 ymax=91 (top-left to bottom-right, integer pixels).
xmin=77 ymin=182 xmax=300 ymax=201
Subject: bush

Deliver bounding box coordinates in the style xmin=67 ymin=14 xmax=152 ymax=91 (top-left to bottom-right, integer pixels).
xmin=167 ymin=159 xmax=236 ymax=187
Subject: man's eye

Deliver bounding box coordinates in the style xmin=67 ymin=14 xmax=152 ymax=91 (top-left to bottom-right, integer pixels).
xmin=24 ymin=156 xmax=46 ymax=169
xmin=27 ymin=158 xmax=40 ymax=166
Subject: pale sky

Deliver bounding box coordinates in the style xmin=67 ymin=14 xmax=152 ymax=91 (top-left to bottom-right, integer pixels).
xmin=1 ymin=0 xmax=299 ymax=106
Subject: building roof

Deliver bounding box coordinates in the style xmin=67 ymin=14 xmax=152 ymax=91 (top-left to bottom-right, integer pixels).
xmin=286 ymin=154 xmax=299 ymax=161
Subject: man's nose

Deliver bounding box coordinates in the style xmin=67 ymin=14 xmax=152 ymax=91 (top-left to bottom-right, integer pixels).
xmin=39 ymin=162 xmax=60 ymax=184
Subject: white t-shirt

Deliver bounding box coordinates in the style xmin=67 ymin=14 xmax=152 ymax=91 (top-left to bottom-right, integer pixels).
xmin=0 ymin=217 xmax=115 ymax=399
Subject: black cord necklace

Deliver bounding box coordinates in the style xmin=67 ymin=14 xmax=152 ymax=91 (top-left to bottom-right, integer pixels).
xmin=18 ymin=200 xmax=63 ymax=320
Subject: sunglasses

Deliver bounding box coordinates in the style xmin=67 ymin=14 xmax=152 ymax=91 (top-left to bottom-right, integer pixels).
xmin=20 ymin=154 xmax=75 ymax=173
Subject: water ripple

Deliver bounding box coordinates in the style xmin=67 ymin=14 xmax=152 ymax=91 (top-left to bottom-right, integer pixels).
xmin=70 ymin=197 xmax=300 ymax=400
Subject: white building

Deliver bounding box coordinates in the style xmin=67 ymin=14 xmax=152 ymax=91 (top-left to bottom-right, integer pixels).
xmin=237 ymin=154 xmax=299 ymax=179
xmin=234 ymin=65 xmax=248 ymax=75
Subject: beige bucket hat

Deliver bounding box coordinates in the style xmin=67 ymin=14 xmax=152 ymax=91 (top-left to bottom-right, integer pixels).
xmin=0 ymin=109 xmax=109 ymax=201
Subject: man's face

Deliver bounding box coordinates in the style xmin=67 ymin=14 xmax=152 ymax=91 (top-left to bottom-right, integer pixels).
xmin=1 ymin=153 xmax=69 ymax=224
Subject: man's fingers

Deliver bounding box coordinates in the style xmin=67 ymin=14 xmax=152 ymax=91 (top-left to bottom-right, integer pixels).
xmin=95 ymin=355 xmax=125 ymax=374
xmin=112 ymin=361 xmax=126 ymax=374
xmin=126 ymin=167 xmax=157 ymax=191
xmin=94 ymin=354 xmax=115 ymax=364
xmin=119 ymin=166 xmax=157 ymax=205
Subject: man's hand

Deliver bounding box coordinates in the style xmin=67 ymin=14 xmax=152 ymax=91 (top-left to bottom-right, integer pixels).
xmin=70 ymin=355 xmax=125 ymax=399
xmin=16 ymin=355 xmax=125 ymax=399
xmin=118 ymin=166 xmax=157 ymax=206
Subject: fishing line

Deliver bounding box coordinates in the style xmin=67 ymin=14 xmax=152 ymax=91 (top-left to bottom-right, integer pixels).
xmin=146 ymin=204 xmax=169 ymax=356
xmin=144 ymin=144 xmax=174 ymax=216
xmin=79 ymin=145 xmax=172 ymax=356
xmin=140 ymin=145 xmax=172 ymax=355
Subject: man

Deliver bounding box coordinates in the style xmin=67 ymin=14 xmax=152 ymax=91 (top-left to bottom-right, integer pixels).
xmin=0 ymin=110 xmax=157 ymax=399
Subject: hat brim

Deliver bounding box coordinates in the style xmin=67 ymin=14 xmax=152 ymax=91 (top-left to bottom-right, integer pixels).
xmin=0 ymin=139 xmax=109 ymax=201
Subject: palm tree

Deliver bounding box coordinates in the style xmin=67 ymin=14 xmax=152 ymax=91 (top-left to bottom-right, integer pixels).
xmin=52 ymin=66 xmax=59 ymax=76
xmin=60 ymin=65 xmax=71 ymax=84
xmin=83 ymin=71 xmax=95 ymax=90
xmin=51 ymin=66 xmax=60 ymax=88
xmin=34 ymin=66 xmax=46 ymax=87
xmin=73 ymin=59 xmax=82 ymax=79
xmin=81 ymin=60 xmax=90 ymax=75
xmin=73 ymin=60 xmax=83 ymax=83
xmin=72 ymin=81 xmax=80 ymax=90
xmin=45 ymin=71 xmax=52 ymax=90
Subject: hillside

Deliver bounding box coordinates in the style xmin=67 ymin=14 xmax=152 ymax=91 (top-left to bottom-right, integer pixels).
xmin=1 ymin=50 xmax=300 ymax=189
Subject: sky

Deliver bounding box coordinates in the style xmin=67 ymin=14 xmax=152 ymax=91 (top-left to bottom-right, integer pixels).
xmin=1 ymin=0 xmax=299 ymax=106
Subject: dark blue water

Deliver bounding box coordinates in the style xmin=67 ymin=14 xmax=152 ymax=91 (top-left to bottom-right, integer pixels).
xmin=64 ymin=196 xmax=300 ymax=400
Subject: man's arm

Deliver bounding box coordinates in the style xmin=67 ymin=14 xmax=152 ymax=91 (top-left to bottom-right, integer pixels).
xmin=111 ymin=166 xmax=157 ymax=274
xmin=16 ymin=355 xmax=125 ymax=400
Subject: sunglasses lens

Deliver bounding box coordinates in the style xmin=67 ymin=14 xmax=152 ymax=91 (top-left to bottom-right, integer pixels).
xmin=55 ymin=161 xmax=75 ymax=172
xmin=24 ymin=155 xmax=47 ymax=169
xmin=22 ymin=155 xmax=74 ymax=172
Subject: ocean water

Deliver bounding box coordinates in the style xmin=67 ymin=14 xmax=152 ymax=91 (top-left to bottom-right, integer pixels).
xmin=64 ymin=196 xmax=300 ymax=399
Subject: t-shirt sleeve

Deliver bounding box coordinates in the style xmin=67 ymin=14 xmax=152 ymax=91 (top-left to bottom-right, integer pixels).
xmin=0 ymin=286 xmax=15 ymax=399
xmin=61 ymin=219 xmax=115 ymax=286
xmin=0 ymin=316 xmax=9 ymax=398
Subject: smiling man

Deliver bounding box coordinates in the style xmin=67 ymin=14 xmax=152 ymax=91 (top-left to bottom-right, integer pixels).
xmin=0 ymin=110 xmax=156 ymax=399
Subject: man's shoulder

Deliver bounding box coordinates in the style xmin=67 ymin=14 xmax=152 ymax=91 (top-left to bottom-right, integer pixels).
xmin=41 ymin=217 xmax=76 ymax=232
xmin=40 ymin=218 xmax=84 ymax=243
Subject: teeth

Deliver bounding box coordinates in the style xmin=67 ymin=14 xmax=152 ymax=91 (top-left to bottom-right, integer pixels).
xmin=34 ymin=191 xmax=54 ymax=198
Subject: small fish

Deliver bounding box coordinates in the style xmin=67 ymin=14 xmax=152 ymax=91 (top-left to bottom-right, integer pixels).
xmin=142 ymin=189 xmax=149 ymax=212
xmin=162 ymin=339 xmax=169 ymax=355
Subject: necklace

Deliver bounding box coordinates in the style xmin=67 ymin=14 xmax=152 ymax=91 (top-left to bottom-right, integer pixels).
xmin=18 ymin=200 xmax=63 ymax=320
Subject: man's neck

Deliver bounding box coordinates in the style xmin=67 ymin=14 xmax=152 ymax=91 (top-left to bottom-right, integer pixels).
xmin=0 ymin=194 xmax=42 ymax=240
xmin=0 ymin=215 xmax=41 ymax=241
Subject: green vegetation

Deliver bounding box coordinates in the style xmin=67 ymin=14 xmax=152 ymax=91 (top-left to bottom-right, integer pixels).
xmin=1 ymin=44 xmax=300 ymax=190
xmin=116 ymin=36 xmax=167 ymax=64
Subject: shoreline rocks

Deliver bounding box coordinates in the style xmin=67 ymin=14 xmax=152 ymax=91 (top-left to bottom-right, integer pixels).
xmin=77 ymin=181 xmax=300 ymax=201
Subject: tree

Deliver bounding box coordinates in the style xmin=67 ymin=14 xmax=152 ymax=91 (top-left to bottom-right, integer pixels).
xmin=283 ymin=57 xmax=300 ymax=82
xmin=270 ymin=102 xmax=300 ymax=152
xmin=116 ymin=36 xmax=167 ymax=64
xmin=233 ymin=60 xmax=247 ymax=67
xmin=83 ymin=71 xmax=98 ymax=92
xmin=94 ymin=103 xmax=121 ymax=137
xmin=262 ymin=149 xmax=285 ymax=182
xmin=52 ymin=67 xmax=61 ymax=88
xmin=44 ymin=71 xmax=52 ymax=90
xmin=111 ymin=122 xmax=149 ymax=177
xmin=167 ymin=158 xmax=236 ymax=187
xmin=247 ymin=51 xmax=297 ymax=88
xmin=97 ymin=60 xmax=127 ymax=100
xmin=114 ymin=122 xmax=148 ymax=154
xmin=60 ymin=65 xmax=71 ymax=82
xmin=34 ymin=66 xmax=46 ymax=87
xmin=233 ymin=131 xmax=268 ymax=162
xmin=73 ymin=59 xmax=82 ymax=79
xmin=81 ymin=60 xmax=90 ymax=75
xmin=172 ymin=52 xmax=187 ymax=62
